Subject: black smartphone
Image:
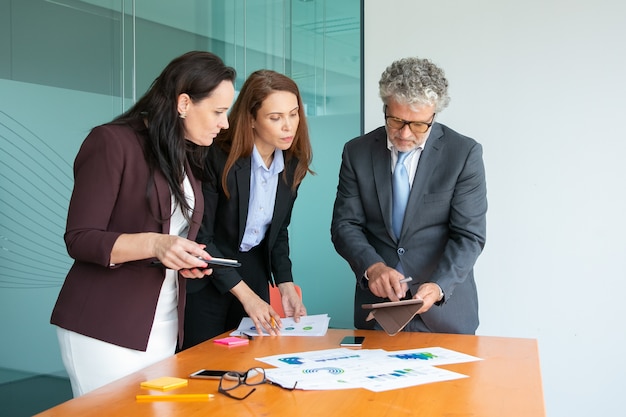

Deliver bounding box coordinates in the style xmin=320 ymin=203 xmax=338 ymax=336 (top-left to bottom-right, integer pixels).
xmin=340 ymin=336 xmax=365 ymax=347
xmin=151 ymin=257 xmax=241 ymax=269
xmin=198 ymin=257 xmax=241 ymax=268
xmin=189 ymin=369 xmax=229 ymax=379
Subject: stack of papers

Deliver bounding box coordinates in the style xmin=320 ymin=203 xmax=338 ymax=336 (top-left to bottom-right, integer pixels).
xmin=257 ymin=347 xmax=482 ymax=392
xmin=230 ymin=314 xmax=330 ymax=337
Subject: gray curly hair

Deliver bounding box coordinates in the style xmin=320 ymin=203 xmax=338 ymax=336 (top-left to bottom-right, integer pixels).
xmin=379 ymin=57 xmax=450 ymax=113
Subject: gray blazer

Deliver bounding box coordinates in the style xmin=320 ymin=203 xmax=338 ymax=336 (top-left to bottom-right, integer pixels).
xmin=331 ymin=124 xmax=487 ymax=334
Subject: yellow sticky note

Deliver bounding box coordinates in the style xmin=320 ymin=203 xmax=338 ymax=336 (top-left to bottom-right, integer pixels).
xmin=140 ymin=376 xmax=188 ymax=391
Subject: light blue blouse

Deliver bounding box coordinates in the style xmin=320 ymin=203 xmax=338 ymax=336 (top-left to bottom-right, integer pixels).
xmin=239 ymin=145 xmax=284 ymax=252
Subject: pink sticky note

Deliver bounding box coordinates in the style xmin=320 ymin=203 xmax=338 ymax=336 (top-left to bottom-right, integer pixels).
xmin=213 ymin=336 xmax=249 ymax=346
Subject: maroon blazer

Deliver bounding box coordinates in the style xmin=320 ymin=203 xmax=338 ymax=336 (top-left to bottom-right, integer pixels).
xmin=50 ymin=122 xmax=204 ymax=351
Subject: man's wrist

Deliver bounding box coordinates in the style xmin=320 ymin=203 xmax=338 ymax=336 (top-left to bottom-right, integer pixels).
xmin=361 ymin=263 xmax=381 ymax=289
xmin=364 ymin=262 xmax=386 ymax=280
xmin=359 ymin=269 xmax=370 ymax=290
xmin=435 ymin=284 xmax=444 ymax=304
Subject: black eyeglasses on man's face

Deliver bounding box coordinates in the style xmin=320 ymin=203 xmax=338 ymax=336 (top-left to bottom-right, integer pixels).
xmin=218 ymin=367 xmax=298 ymax=400
xmin=384 ymin=105 xmax=435 ymax=134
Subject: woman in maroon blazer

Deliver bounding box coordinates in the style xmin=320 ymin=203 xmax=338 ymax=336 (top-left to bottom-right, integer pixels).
xmin=50 ymin=51 xmax=235 ymax=397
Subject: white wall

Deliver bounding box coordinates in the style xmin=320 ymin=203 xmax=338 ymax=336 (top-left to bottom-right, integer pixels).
xmin=364 ymin=1 xmax=626 ymax=416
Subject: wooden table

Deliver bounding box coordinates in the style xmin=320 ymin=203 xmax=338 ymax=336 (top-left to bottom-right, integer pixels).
xmin=35 ymin=329 xmax=545 ymax=416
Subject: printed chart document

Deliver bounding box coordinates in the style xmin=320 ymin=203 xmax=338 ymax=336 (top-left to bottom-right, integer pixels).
xmin=230 ymin=314 xmax=330 ymax=337
xmin=257 ymin=347 xmax=482 ymax=392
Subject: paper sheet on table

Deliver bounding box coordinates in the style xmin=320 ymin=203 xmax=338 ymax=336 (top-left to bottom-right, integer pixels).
xmin=260 ymin=348 xmax=467 ymax=392
xmin=257 ymin=347 xmax=478 ymax=392
xmin=257 ymin=347 xmax=386 ymax=368
xmin=382 ymin=346 xmax=483 ymax=366
xmin=230 ymin=314 xmax=330 ymax=337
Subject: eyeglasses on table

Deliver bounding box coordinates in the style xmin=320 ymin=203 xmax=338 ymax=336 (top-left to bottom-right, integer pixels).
xmin=218 ymin=367 xmax=298 ymax=400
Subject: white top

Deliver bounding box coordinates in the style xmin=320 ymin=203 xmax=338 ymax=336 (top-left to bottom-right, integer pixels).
xmin=156 ymin=174 xmax=195 ymax=321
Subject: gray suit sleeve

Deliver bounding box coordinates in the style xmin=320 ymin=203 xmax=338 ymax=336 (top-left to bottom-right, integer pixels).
xmin=430 ymin=141 xmax=487 ymax=298
xmin=331 ymin=141 xmax=386 ymax=279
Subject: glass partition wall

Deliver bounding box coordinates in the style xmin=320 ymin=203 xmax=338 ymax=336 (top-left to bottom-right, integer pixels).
xmin=0 ymin=0 xmax=361 ymax=384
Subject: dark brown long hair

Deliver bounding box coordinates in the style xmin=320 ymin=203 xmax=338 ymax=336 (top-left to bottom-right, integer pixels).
xmin=113 ymin=51 xmax=236 ymax=220
xmin=214 ymin=69 xmax=313 ymax=198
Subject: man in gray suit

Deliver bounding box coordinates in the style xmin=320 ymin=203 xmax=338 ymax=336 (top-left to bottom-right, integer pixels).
xmin=331 ymin=57 xmax=487 ymax=334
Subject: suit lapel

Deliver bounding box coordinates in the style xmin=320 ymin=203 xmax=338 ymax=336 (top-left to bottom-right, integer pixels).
xmin=235 ymin=157 xmax=252 ymax=244
xmin=269 ymin=154 xmax=293 ymax=246
xmin=185 ymin=161 xmax=203 ymax=239
xmin=404 ymin=124 xmax=445 ymax=226
xmin=153 ymin=170 xmax=171 ymax=234
xmin=233 ymin=153 xmax=292 ymax=252
xmin=371 ymin=129 xmax=395 ymax=239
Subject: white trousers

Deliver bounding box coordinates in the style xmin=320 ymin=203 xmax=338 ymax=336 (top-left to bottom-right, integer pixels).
xmin=57 ymin=272 xmax=178 ymax=397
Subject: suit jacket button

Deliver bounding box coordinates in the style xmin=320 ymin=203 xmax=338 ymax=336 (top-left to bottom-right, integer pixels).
xmin=397 ymin=247 xmax=405 ymax=255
